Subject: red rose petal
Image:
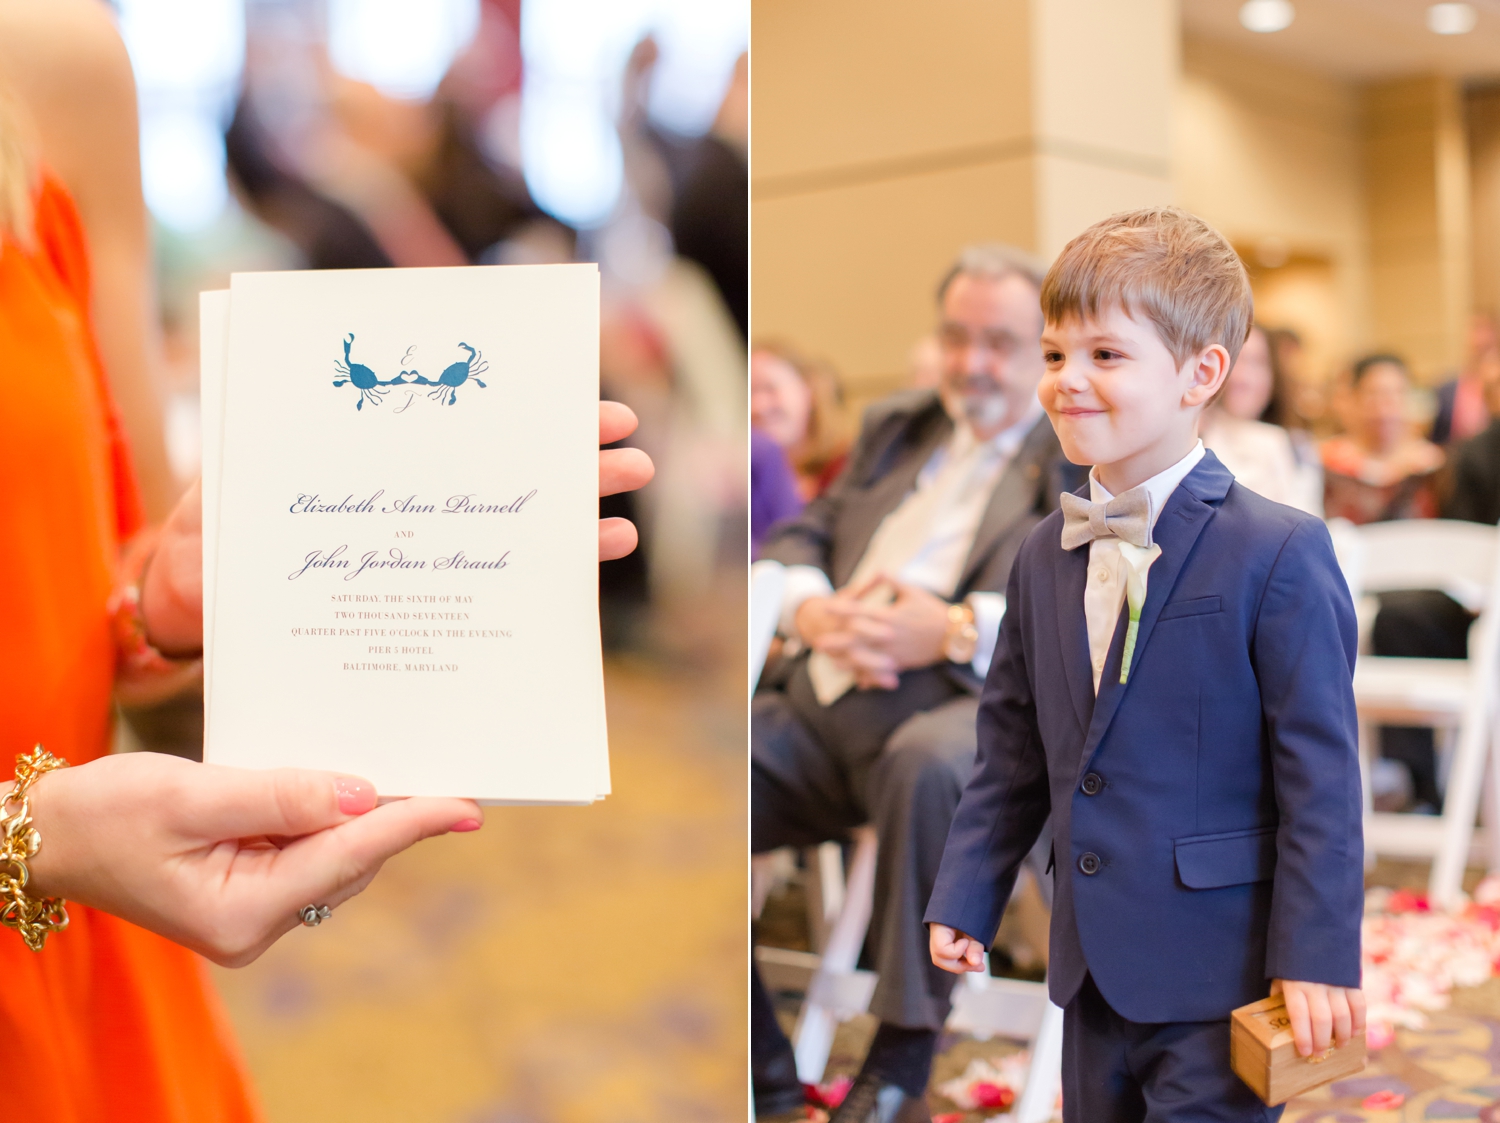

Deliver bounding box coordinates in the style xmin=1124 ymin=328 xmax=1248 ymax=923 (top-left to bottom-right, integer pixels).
xmin=1362 ymin=1090 xmax=1406 ymax=1110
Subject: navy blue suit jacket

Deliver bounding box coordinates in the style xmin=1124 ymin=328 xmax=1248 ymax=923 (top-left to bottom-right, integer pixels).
xmin=924 ymin=451 xmax=1363 ymax=1023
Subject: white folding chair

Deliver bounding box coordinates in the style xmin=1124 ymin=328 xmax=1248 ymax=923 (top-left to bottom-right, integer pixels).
xmin=1351 ymin=519 xmax=1500 ymax=907
xmin=750 ymin=560 xmax=787 ymax=693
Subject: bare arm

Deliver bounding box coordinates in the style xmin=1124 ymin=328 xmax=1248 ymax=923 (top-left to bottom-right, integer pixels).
xmin=0 ymin=0 xmax=177 ymax=521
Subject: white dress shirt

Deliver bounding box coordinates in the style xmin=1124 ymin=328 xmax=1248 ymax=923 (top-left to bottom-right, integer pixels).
xmin=1083 ymin=442 xmax=1206 ymax=693
xmin=780 ymin=403 xmax=1043 ymax=682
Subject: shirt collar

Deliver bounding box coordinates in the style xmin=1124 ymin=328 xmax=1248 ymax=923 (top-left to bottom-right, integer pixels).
xmin=1089 ymin=440 xmax=1206 ymax=531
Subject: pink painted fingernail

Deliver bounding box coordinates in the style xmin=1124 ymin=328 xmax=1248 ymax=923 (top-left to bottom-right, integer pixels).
xmin=335 ymin=777 xmax=376 ymax=815
xmin=450 ymin=818 xmax=482 ymax=833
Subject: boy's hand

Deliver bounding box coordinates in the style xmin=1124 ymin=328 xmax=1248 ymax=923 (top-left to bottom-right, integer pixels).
xmin=1271 ymin=978 xmax=1366 ymax=1057
xmin=929 ymin=923 xmax=986 ymax=974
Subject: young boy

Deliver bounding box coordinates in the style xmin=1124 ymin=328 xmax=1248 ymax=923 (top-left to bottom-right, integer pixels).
xmin=925 ymin=208 xmax=1365 ymax=1121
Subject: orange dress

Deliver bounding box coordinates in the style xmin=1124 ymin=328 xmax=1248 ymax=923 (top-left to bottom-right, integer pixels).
xmin=0 ymin=177 xmax=260 ymax=1122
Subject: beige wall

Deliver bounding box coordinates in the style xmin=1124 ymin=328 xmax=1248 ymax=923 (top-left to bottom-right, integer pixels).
xmin=1176 ymin=36 xmax=1369 ymax=383
xmin=1469 ymin=86 xmax=1500 ymax=323
xmin=752 ymin=0 xmax=1174 ymax=401
xmin=1365 ymin=76 xmax=1471 ymax=380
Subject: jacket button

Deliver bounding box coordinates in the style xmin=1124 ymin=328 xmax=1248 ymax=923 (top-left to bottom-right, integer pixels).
xmin=1078 ymin=852 xmax=1101 ymax=876
xmin=1081 ymin=772 xmax=1103 ymax=796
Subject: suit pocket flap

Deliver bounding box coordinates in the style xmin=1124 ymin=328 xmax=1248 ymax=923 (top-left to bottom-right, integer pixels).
xmin=1158 ymin=595 xmax=1222 ymax=621
xmin=1174 ymin=826 xmax=1277 ymax=889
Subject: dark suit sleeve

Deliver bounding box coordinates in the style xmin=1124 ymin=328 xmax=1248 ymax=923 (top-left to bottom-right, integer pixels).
xmin=1255 ymin=517 xmax=1364 ymax=988
xmin=922 ymin=559 xmax=1051 ymax=943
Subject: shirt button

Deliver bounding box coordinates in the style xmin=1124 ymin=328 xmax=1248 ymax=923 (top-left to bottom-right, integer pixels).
xmin=1078 ymin=852 xmax=1101 ymax=876
xmin=1095 ymin=568 xmax=1111 ymax=582
xmin=1081 ymin=772 xmax=1103 ymax=796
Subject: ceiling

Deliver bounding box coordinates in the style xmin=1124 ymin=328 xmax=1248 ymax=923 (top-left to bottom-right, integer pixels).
xmin=1182 ymin=0 xmax=1500 ymax=83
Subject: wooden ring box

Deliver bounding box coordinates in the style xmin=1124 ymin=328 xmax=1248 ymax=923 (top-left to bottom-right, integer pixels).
xmin=1230 ymin=995 xmax=1367 ymax=1105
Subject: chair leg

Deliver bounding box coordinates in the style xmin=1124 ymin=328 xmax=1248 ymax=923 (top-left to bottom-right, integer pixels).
xmin=1431 ymin=705 xmax=1492 ymax=909
xmin=1013 ymin=997 xmax=1064 ymax=1123
xmin=804 ymin=842 xmax=845 ymax=954
xmin=1358 ymin=720 xmax=1376 ymax=870
xmin=793 ymin=827 xmax=878 ymax=1084
xmin=1483 ymin=722 xmax=1500 ymax=875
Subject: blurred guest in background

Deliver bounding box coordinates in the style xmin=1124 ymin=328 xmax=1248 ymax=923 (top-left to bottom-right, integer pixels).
xmin=671 ymin=52 xmax=747 ymax=340
xmin=1322 ymin=354 xmax=1444 ymax=524
xmin=1431 ymin=311 xmax=1500 ymax=445
xmin=1201 ymin=323 xmax=1322 ymax=513
xmin=752 ymin=427 xmax=803 ymax=558
xmin=1443 ymin=358 xmax=1500 ymax=524
xmin=751 ymin=342 xmax=852 ymax=501
xmin=752 ymin=244 xmax=1072 ymax=1120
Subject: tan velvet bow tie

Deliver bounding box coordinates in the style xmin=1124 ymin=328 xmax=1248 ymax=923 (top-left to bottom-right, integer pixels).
xmin=1060 ymin=488 xmax=1154 ymax=550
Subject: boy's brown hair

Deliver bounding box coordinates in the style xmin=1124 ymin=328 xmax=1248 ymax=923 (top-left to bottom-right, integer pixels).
xmin=1040 ymin=206 xmax=1254 ymax=368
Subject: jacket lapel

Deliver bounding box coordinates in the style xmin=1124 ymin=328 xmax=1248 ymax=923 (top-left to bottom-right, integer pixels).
xmin=1054 ymin=535 xmax=1095 ymax=738
xmin=1074 ymin=452 xmax=1234 ymax=776
xmin=955 ymin=416 xmax=1054 ymax=591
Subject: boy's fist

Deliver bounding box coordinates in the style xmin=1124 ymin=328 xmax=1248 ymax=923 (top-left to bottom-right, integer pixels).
xmin=929 ymin=922 xmax=986 ymax=974
xmin=1271 ymin=978 xmax=1366 ymax=1058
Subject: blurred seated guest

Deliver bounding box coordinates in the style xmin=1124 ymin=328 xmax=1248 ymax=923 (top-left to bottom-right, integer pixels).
xmin=752 ymin=244 xmax=1073 ymax=1119
xmin=751 ymin=428 xmax=803 ymax=558
xmin=750 ymin=341 xmax=852 ymax=501
xmin=1322 ymin=354 xmax=1444 ymax=524
xmin=1201 ymin=324 xmax=1322 ymax=513
xmin=1431 ymin=312 xmax=1499 ymax=445
xmin=1443 ymin=354 xmax=1500 ymax=525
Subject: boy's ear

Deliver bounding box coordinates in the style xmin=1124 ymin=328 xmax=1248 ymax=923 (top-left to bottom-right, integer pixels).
xmin=1182 ymin=343 xmax=1232 ymax=409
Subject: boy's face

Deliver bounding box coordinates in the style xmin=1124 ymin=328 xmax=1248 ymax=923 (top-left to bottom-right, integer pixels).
xmin=1039 ymin=304 xmax=1228 ymax=491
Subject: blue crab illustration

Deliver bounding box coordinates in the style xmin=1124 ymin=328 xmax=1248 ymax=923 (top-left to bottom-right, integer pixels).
xmin=408 ymin=343 xmax=489 ymax=405
xmin=332 ymin=334 xmax=408 ymax=410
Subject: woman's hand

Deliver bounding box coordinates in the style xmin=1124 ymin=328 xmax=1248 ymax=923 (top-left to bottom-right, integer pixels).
xmin=599 ymin=401 xmax=653 ymax=560
xmin=19 ymin=752 xmax=480 ymax=967
xmin=141 ymin=402 xmax=656 ymax=651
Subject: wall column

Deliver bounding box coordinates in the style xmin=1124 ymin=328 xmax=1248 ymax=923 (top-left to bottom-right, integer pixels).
xmin=752 ymin=0 xmax=1176 ymax=400
xmin=1364 ymin=77 xmax=1472 ymax=378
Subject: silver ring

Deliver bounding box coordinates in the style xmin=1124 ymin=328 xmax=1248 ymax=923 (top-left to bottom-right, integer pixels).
xmin=299 ymin=904 xmax=332 ymax=927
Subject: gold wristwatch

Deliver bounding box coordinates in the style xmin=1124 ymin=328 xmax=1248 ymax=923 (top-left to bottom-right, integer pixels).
xmin=942 ymin=600 xmax=980 ymax=664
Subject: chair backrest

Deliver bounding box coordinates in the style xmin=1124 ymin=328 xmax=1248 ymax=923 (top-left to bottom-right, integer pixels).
xmin=750 ymin=560 xmax=787 ymax=692
xmin=1354 ymin=519 xmax=1498 ymax=613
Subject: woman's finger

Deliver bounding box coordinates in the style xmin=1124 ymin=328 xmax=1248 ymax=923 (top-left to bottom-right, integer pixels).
xmin=600 ymin=446 xmax=653 ymax=497
xmin=1349 ymin=988 xmax=1367 ymax=1036
xmin=181 ymin=763 xmax=378 ymax=840
xmin=267 ymin=796 xmax=481 ymax=917
xmin=599 ymin=516 xmax=639 ymax=561
xmin=599 ymin=401 xmax=639 ymax=446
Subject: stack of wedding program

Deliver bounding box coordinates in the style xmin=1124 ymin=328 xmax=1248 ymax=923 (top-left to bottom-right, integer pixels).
xmin=199 ymin=265 xmax=609 ymax=803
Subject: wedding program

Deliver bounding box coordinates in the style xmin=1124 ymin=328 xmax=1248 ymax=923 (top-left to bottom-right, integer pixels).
xmin=200 ymin=266 xmax=608 ymax=804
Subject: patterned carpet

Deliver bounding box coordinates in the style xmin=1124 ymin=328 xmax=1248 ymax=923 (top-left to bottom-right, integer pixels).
xmin=211 ymin=636 xmax=748 ymax=1123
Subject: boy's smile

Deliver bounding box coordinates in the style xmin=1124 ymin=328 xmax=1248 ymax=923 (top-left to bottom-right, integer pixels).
xmin=1039 ymin=305 xmax=1230 ymax=494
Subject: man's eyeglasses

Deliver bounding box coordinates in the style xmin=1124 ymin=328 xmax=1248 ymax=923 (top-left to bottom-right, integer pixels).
xmin=937 ymin=324 xmax=1029 ymax=360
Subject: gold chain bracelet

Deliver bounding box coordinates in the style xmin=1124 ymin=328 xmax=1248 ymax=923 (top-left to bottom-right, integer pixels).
xmin=0 ymin=746 xmax=70 ymax=951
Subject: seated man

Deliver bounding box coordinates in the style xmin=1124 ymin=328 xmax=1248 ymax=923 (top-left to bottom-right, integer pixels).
xmin=753 ymin=245 xmax=1075 ymax=1121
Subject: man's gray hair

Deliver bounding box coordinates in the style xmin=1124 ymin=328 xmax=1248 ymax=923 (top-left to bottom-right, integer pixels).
xmin=936 ymin=243 xmax=1048 ymax=304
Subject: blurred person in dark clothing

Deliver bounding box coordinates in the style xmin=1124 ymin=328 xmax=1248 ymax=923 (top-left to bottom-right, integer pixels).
xmin=1432 ymin=312 xmax=1500 ymax=445
xmin=672 ymin=53 xmax=747 ymax=338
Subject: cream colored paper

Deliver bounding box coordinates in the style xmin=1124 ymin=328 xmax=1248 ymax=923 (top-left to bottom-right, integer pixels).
xmin=201 ymin=266 xmax=609 ymax=803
